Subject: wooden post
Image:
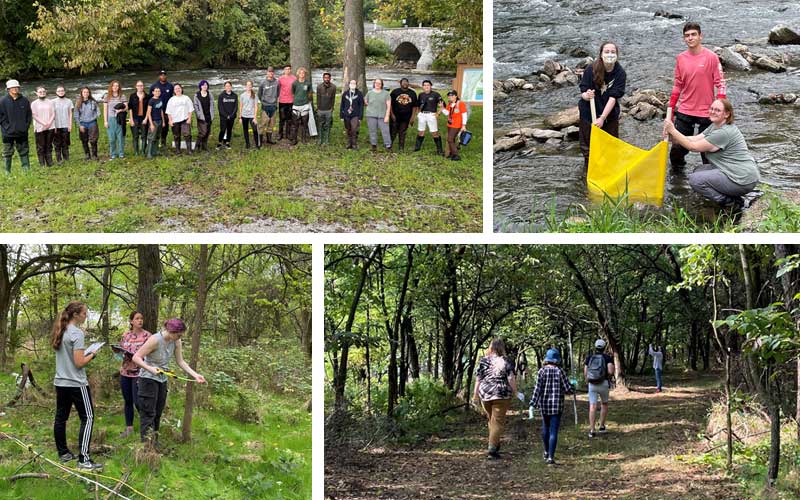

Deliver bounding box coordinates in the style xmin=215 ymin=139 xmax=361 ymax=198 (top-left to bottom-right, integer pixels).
xmin=589 ymin=98 xmax=597 ymax=123
xmin=664 ymin=107 xmax=673 ymax=142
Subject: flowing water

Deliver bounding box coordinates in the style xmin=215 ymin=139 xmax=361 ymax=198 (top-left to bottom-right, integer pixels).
xmin=494 ymin=0 xmax=800 ymax=230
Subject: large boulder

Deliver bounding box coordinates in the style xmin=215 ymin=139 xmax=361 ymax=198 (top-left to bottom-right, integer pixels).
xmin=628 ymin=102 xmax=660 ymax=121
xmin=562 ymin=125 xmax=580 ymax=139
xmin=768 ymin=25 xmax=800 ymax=45
xmin=716 ymin=46 xmax=751 ymax=71
xmin=494 ymin=135 xmax=526 ymax=153
xmin=553 ymin=70 xmax=579 ymax=87
xmin=494 ymin=91 xmax=508 ymax=101
xmin=544 ymin=106 xmax=580 ymax=129
xmin=543 ymin=59 xmax=563 ymax=77
xmin=654 ymin=9 xmax=684 ymax=19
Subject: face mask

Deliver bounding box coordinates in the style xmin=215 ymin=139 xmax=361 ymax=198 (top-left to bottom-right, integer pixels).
xmin=349 ymin=84 xmax=356 ymax=90
xmin=602 ymin=53 xmax=617 ymax=65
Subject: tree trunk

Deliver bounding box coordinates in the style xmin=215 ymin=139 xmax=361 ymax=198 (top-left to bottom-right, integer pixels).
xmin=0 ymin=246 xmax=11 ymax=369
xmin=137 ymin=245 xmax=162 ymax=334
xmin=299 ymin=307 xmax=312 ymax=366
xmin=99 ymin=253 xmax=111 ymax=343
xmin=343 ymin=0 xmax=367 ymax=91
xmin=289 ymin=0 xmax=311 ymax=73
xmin=774 ymin=244 xmax=800 ymax=440
xmin=384 ymin=245 xmax=414 ymax=417
xmin=182 ymin=244 xmax=208 ymax=442
xmin=408 ymin=332 xmax=420 ymax=379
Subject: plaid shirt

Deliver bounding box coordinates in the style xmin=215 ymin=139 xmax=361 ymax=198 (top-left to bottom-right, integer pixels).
xmin=530 ymin=365 xmax=574 ymax=415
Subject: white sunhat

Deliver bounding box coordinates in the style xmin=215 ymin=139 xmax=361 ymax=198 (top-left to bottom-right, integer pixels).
xmin=595 ymin=339 xmax=607 ymax=349
xmin=6 ymin=80 xmax=20 ymax=90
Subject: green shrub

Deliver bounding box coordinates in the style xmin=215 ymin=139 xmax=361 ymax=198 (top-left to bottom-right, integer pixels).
xmin=365 ymin=37 xmax=393 ymax=65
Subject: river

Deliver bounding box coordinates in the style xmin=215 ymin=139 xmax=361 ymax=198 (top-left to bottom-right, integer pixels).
xmin=494 ymin=0 xmax=800 ymax=230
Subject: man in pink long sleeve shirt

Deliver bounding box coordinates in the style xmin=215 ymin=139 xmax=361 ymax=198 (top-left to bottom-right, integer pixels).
xmin=666 ymin=22 xmax=726 ymax=169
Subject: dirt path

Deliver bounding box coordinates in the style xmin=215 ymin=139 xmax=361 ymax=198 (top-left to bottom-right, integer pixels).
xmin=325 ymin=373 xmax=745 ymax=500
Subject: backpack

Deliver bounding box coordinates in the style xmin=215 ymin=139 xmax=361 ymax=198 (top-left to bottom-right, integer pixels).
xmin=586 ymin=354 xmax=608 ymax=384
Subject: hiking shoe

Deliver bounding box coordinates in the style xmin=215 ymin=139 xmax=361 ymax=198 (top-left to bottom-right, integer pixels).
xmin=77 ymin=459 xmax=104 ymax=470
xmin=543 ymin=451 xmax=549 ymax=461
xmin=487 ymin=450 xmax=501 ymax=460
xmin=598 ymin=426 xmax=607 ymax=434
xmin=588 ymin=430 xmax=595 ymax=438
xmin=59 ymin=452 xmax=76 ymax=463
xmin=546 ymin=458 xmax=556 ymax=466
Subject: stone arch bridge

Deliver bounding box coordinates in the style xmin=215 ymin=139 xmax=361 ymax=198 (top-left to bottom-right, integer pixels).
xmin=366 ymin=27 xmax=443 ymax=71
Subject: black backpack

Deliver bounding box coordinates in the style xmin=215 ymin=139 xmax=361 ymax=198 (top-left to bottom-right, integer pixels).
xmin=586 ymin=354 xmax=608 ymax=384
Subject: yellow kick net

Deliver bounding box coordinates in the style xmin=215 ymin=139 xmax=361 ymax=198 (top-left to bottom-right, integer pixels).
xmin=586 ymin=125 xmax=668 ymax=205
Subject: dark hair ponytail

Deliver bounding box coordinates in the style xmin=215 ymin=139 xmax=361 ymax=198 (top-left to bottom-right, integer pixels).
xmin=52 ymin=301 xmax=86 ymax=350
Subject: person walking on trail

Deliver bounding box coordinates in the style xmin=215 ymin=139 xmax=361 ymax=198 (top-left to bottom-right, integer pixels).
xmin=577 ymin=41 xmax=626 ymax=169
xmin=30 ymin=85 xmax=56 ymax=167
xmin=133 ymin=318 xmax=206 ymax=447
xmin=389 ymin=78 xmax=418 ymax=151
xmin=664 ymin=22 xmax=726 ymax=170
xmin=52 ymin=301 xmax=103 ymax=470
xmin=472 ymin=338 xmax=517 ymax=459
xmin=117 ymin=311 xmax=152 ymax=438
xmin=648 ymin=344 xmax=664 ymax=393
xmin=0 ymin=79 xmax=32 ymax=173
xmin=74 ymin=87 xmax=99 ymax=161
xmin=530 ymin=348 xmax=574 ymax=465
xmin=316 ymin=72 xmax=337 ymax=146
xmin=258 ymin=67 xmax=279 ymax=145
xmin=51 ymin=85 xmax=73 ymax=164
xmin=584 ymin=339 xmax=615 ymax=438
xmin=150 ymin=70 xmax=174 ymax=148
xmin=415 ymin=80 xmax=444 ymax=156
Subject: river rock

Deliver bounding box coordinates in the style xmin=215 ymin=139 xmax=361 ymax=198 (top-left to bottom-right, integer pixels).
xmin=654 ymin=9 xmax=684 ymax=19
xmin=560 ymin=45 xmax=591 ymax=58
xmin=494 ymin=91 xmax=508 ymax=100
xmin=508 ymin=78 xmax=527 ymax=88
xmin=544 ymin=138 xmax=562 ymax=147
xmin=716 ymin=46 xmax=751 ymax=71
xmin=494 ymin=135 xmax=526 ymax=153
xmin=522 ymin=83 xmax=535 ymax=90
xmin=543 ymin=59 xmax=563 ymax=77
xmin=531 ymin=129 xmax=564 ymax=141
xmin=576 ymin=57 xmax=594 ymax=69
xmin=768 ymin=25 xmax=800 ymax=45
xmin=562 ymin=125 xmax=580 ymax=139
xmin=758 ymin=93 xmax=798 ymax=105
xmin=493 ymin=80 xmax=504 ymax=91
xmin=620 ymin=89 xmax=667 ymax=110
xmin=544 ymin=106 xmax=579 ymax=129
xmin=752 ymin=55 xmax=786 ymax=72
xmin=553 ymin=70 xmax=579 ymax=87
xmin=502 ymin=80 xmax=516 ymax=92
xmin=538 ymin=74 xmax=551 ymax=83
xmin=628 ymin=102 xmax=659 ymax=121
xmin=536 ymin=82 xmax=549 ymax=91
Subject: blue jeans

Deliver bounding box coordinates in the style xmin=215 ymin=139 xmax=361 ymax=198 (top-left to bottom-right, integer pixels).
xmin=655 ymin=368 xmax=663 ymax=391
xmin=107 ymin=117 xmax=125 ymax=158
xmin=120 ymin=375 xmax=139 ymax=427
xmin=541 ymin=412 xmax=562 ymax=460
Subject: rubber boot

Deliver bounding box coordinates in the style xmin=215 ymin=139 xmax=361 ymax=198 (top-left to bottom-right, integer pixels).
xmin=414 ymin=135 xmax=424 ymax=152
xmin=20 ymin=154 xmax=30 ymax=170
xmin=300 ymin=115 xmax=309 ymax=143
xmin=434 ymin=136 xmax=444 ymax=156
xmin=91 ymin=143 xmax=98 ymax=160
xmin=288 ymin=117 xmax=299 ymax=145
xmin=185 ymin=135 xmax=193 ymax=155
xmin=4 ymin=158 xmax=10 ymax=173
xmin=82 ymin=141 xmax=91 ymax=160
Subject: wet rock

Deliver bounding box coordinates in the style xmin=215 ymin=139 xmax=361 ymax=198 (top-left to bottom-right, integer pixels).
xmin=543 ymin=59 xmax=563 ymax=77
xmin=493 ymin=80 xmax=504 ymax=91
xmin=544 ymin=138 xmax=562 ymax=147
xmin=654 ymin=9 xmax=684 ymax=19
xmin=544 ymin=106 xmax=579 ymax=129
xmin=716 ymin=46 xmax=751 ymax=71
xmin=553 ymin=70 xmax=578 ymax=87
xmin=768 ymin=25 xmax=800 ymax=45
xmin=538 ymin=74 xmax=551 ymax=83
xmin=576 ymin=57 xmax=594 ymax=69
xmin=560 ymin=45 xmax=591 ymax=58
xmin=502 ymin=80 xmax=516 ymax=93
xmin=562 ymin=125 xmax=580 ymax=139
xmin=494 ymin=91 xmax=508 ymax=100
xmin=522 ymin=83 xmax=535 ymax=90
xmin=628 ymin=102 xmax=659 ymax=121
xmin=620 ymin=89 xmax=667 ymax=110
xmin=508 ymin=77 xmax=527 ymax=88
xmin=530 ymin=129 xmax=564 ymax=141
xmin=494 ymin=135 xmax=526 ymax=153
xmin=536 ymin=82 xmax=549 ymax=91
xmin=752 ymin=55 xmax=786 ymax=72
xmin=758 ymin=93 xmax=798 ymax=105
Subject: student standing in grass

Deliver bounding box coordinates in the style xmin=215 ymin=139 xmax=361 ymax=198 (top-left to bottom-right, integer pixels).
xmin=415 ymin=80 xmax=444 ymax=156
xmin=389 ymin=78 xmax=418 ymax=151
xmin=217 ymin=81 xmax=238 ymax=149
xmin=277 ymin=65 xmax=296 ymax=141
xmin=127 ymin=81 xmax=150 ymax=156
xmin=118 ymin=311 xmax=151 ymax=438
xmin=472 ymin=338 xmax=517 ymax=460
xmin=193 ymin=80 xmax=214 ymax=152
xmin=290 ymin=67 xmax=315 ymax=145
xmin=166 ymin=83 xmax=194 ymax=155
xmin=364 ymin=78 xmax=392 ymax=152
xmin=441 ymin=90 xmax=467 ymax=161
xmin=52 ymin=301 xmax=103 ymax=470
xmin=30 ymin=85 xmax=56 ymax=167
xmin=258 ymin=67 xmax=279 ymax=145
xmin=145 ymin=87 xmax=164 ymax=159
xmin=104 ymin=80 xmax=127 ymax=159
xmin=51 ymin=85 xmax=73 ymax=164
xmin=530 ymin=348 xmax=574 ymax=465
xmin=133 ymin=319 xmax=206 ymax=447
xmin=316 ymin=72 xmax=336 ymax=146
xmin=0 ymin=79 xmax=32 ymax=172
xmin=150 ymin=70 xmax=174 ymax=148
xmin=74 ymin=87 xmax=99 ymax=161
xmin=340 ymin=80 xmax=364 ymax=150
xmin=239 ymin=80 xmax=260 ymax=149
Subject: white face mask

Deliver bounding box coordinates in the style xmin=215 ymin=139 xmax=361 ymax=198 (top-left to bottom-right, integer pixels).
xmin=349 ymin=84 xmax=357 ymax=90
xmin=602 ymin=53 xmax=617 ymax=65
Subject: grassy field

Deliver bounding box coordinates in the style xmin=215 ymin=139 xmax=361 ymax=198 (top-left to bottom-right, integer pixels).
xmin=1 ymin=109 xmax=482 ymax=232
xmin=0 ymin=346 xmax=311 ymax=499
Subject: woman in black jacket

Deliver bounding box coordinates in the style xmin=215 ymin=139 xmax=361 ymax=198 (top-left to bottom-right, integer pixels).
xmin=339 ymin=80 xmax=364 ymax=150
xmin=216 ymin=81 xmax=238 ymax=149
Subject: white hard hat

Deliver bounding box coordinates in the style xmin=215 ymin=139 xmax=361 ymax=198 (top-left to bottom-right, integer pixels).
xmin=6 ymin=80 xmax=20 ymax=90
xmin=595 ymin=339 xmax=607 ymax=349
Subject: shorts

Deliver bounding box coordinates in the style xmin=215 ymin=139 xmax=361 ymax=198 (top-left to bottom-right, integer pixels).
xmin=417 ymin=112 xmax=438 ymax=133
xmin=588 ymin=380 xmax=609 ymax=404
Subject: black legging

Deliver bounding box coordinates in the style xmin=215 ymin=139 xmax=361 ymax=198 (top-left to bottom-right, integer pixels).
xmin=218 ymin=116 xmax=236 ymax=144
xmin=279 ymin=103 xmax=293 ymax=137
xmin=242 ymin=117 xmax=260 ymax=148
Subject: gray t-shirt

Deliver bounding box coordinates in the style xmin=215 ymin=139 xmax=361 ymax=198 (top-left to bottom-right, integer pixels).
xmin=51 ymin=97 xmax=74 ymax=129
xmin=138 ymin=332 xmax=175 ymax=383
xmin=365 ymin=89 xmax=390 ymax=118
xmin=54 ymin=324 xmax=88 ymax=387
xmin=240 ymin=92 xmax=257 ymax=119
xmin=702 ymin=123 xmax=760 ymax=185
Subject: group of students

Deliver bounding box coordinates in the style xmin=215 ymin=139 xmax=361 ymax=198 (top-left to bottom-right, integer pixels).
xmin=579 ymin=21 xmax=761 ymax=208
xmin=473 ymin=337 xmax=665 ymax=464
xmin=52 ymin=301 xmax=205 ymax=470
xmin=0 ymin=67 xmax=470 ymax=172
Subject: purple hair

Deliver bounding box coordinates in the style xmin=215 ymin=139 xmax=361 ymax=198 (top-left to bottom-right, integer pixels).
xmin=198 ymin=80 xmax=209 ymax=90
xmin=164 ymin=318 xmax=187 ymax=333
